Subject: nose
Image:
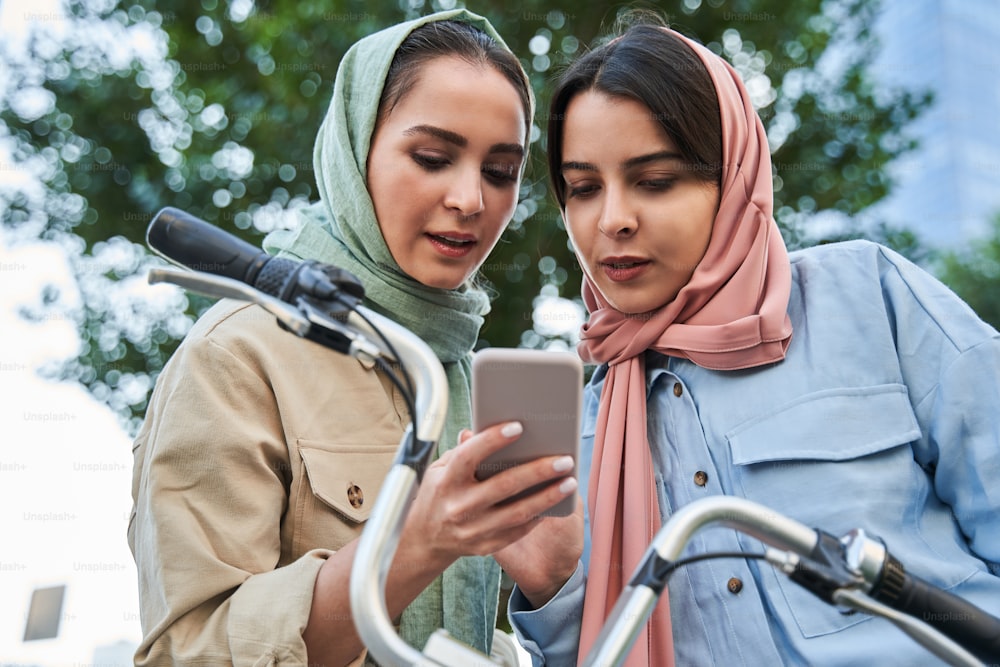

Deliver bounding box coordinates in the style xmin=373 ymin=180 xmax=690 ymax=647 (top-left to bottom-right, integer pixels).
xmin=597 ymin=185 xmax=637 ymax=238
xmin=444 ymin=165 xmax=485 ymax=218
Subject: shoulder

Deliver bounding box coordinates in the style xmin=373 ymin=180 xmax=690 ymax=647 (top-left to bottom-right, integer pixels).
xmin=143 ymin=298 xmax=396 ymax=439
xmin=161 ymin=300 xmax=285 ymax=381
xmin=789 ymin=239 xmax=996 ymax=353
xmin=186 ymin=298 xmax=287 ymax=346
xmin=167 ymin=298 xmax=375 ymax=386
xmin=789 ymin=238 xmax=935 ymax=287
xmin=788 ymin=238 xmax=899 ymax=272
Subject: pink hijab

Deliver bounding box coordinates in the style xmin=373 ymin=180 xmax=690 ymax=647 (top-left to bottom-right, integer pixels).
xmin=575 ymin=28 xmax=794 ymax=666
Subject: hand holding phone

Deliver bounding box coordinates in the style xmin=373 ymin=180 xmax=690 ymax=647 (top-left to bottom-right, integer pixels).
xmin=471 ymin=348 xmax=583 ymax=517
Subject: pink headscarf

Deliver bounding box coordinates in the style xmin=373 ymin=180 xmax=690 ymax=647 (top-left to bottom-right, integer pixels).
xmin=575 ymin=28 xmax=794 ymax=666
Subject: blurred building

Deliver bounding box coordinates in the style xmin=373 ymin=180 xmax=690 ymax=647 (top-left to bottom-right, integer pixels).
xmin=868 ymin=0 xmax=1000 ymax=247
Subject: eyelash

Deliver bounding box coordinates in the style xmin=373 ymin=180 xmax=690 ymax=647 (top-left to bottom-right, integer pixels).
xmin=641 ymin=178 xmax=676 ymax=191
xmin=565 ymin=177 xmax=677 ymax=199
xmin=411 ymin=153 xmax=518 ymax=187
xmin=484 ymin=163 xmax=518 ymax=185
xmin=412 ymin=153 xmax=449 ymax=171
xmin=566 ymin=184 xmax=598 ymax=199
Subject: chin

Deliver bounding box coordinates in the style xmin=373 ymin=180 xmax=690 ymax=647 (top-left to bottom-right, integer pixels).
xmin=607 ymin=296 xmax=664 ymax=317
xmin=602 ymin=287 xmax=678 ymax=317
xmin=419 ymin=273 xmax=470 ymax=291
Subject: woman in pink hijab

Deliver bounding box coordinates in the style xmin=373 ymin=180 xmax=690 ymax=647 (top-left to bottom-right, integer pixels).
xmin=506 ymin=16 xmax=1000 ymax=667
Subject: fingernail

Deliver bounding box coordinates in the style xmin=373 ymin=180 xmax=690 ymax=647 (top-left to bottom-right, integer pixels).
xmin=552 ymin=456 xmax=574 ymax=473
xmin=559 ymin=477 xmax=578 ymax=494
xmin=501 ymin=421 xmax=523 ymax=438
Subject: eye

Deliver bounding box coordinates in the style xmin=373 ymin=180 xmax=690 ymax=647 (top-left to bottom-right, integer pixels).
xmin=483 ymin=162 xmax=518 ymax=186
xmin=566 ymin=182 xmax=599 ymax=199
xmin=639 ymin=177 xmax=677 ymax=192
xmin=411 ymin=152 xmax=450 ymax=171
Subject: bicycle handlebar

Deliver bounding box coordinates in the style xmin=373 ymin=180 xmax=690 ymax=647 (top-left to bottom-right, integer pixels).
xmin=582 ymin=496 xmax=818 ymax=667
xmin=145 ymin=209 xmax=998 ymax=667
xmin=583 ymin=496 xmax=989 ymax=667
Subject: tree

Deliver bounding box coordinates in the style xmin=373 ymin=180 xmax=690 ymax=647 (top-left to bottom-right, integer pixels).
xmin=0 ymin=0 xmax=930 ymax=433
xmin=471 ymin=0 xmax=934 ymax=351
xmin=936 ymin=212 xmax=1000 ymax=330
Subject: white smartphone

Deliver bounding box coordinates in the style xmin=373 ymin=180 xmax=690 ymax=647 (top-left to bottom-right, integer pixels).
xmin=471 ymin=347 xmax=583 ymax=517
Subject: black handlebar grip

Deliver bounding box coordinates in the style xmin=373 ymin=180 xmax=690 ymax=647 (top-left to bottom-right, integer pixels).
xmin=146 ymin=207 xmax=270 ymax=284
xmin=875 ymin=555 xmax=1000 ymax=660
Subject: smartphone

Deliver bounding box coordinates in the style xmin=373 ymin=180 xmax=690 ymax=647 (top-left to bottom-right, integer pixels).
xmin=471 ymin=347 xmax=583 ymax=517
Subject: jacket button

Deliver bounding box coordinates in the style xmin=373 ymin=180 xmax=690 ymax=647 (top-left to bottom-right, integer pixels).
xmin=727 ymin=577 xmax=743 ymax=594
xmin=673 ymin=382 xmax=683 ymax=397
xmin=347 ymin=484 xmax=364 ymax=509
xmin=694 ymin=471 xmax=709 ymax=486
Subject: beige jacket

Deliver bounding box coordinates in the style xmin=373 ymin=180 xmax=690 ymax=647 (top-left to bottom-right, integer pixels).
xmin=128 ymin=299 xmax=412 ymax=666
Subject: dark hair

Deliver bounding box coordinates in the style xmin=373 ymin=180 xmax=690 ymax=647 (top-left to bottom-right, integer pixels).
xmin=547 ymin=22 xmax=722 ymax=208
xmin=378 ymin=20 xmax=533 ymax=143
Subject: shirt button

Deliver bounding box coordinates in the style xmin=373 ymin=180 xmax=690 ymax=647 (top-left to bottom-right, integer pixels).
xmin=673 ymin=382 xmax=683 ymax=397
xmin=694 ymin=471 xmax=709 ymax=486
xmin=347 ymin=484 xmax=364 ymax=508
xmin=727 ymin=577 xmax=743 ymax=594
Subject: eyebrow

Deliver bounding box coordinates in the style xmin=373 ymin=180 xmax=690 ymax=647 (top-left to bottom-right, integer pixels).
xmin=561 ymin=150 xmax=685 ymax=173
xmin=404 ymin=124 xmax=524 ymax=158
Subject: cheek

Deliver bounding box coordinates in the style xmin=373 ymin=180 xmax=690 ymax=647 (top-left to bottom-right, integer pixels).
xmin=369 ymin=164 xmax=430 ymax=231
xmin=693 ymin=203 xmax=717 ymax=258
xmin=562 ymin=217 xmax=599 ymax=282
xmin=484 ymin=187 xmax=519 ymax=229
xmin=562 ymin=211 xmax=591 ymax=256
xmin=488 ymin=185 xmax=517 ymax=212
xmin=365 ymin=157 xmax=394 ymax=214
xmin=668 ymin=192 xmax=715 ymax=256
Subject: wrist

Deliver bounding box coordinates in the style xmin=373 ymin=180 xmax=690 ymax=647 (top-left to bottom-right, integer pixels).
xmin=392 ymin=529 xmax=455 ymax=581
xmin=519 ymin=563 xmax=577 ymax=609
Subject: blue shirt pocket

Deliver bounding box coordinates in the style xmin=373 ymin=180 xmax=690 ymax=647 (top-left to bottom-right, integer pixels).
xmin=726 ymin=384 xmax=921 ymax=639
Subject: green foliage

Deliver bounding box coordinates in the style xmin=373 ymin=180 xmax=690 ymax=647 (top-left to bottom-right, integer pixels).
xmin=937 ymin=213 xmax=1000 ymax=330
xmin=0 ymin=0 xmax=932 ymax=433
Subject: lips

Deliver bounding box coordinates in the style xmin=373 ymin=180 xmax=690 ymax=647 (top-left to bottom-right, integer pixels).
xmin=429 ymin=232 xmax=475 ymax=246
xmin=600 ymin=256 xmax=650 ymax=282
xmin=426 ymin=232 xmax=477 ymax=258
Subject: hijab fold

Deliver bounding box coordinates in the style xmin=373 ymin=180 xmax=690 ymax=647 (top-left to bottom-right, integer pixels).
xmin=263 ymin=9 xmax=512 ymax=658
xmin=576 ymin=28 xmax=793 ymax=667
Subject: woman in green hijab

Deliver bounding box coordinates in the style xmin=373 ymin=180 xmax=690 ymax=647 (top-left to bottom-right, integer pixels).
xmin=128 ymin=10 xmax=582 ymax=666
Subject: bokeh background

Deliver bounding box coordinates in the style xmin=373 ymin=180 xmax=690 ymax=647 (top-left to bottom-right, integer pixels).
xmin=2 ymin=0 xmax=999 ymax=664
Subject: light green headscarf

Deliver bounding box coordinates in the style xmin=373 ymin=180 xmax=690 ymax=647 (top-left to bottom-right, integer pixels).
xmin=263 ymin=9 xmax=527 ymax=659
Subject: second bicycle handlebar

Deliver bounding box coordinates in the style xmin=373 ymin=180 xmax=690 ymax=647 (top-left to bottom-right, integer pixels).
xmin=145 ymin=208 xmax=999 ymax=667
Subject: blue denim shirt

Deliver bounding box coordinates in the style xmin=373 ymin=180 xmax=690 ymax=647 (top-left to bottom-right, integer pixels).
xmin=509 ymin=240 xmax=1000 ymax=666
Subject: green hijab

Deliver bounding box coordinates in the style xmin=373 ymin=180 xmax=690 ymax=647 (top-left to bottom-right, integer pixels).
xmin=263 ymin=9 xmax=524 ymax=658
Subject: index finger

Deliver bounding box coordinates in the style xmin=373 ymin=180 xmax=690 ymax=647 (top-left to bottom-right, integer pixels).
xmin=446 ymin=421 xmax=523 ymax=477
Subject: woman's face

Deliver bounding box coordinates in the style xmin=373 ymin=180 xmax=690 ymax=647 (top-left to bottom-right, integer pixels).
xmin=560 ymin=91 xmax=720 ymax=315
xmin=366 ymin=56 xmax=526 ymax=290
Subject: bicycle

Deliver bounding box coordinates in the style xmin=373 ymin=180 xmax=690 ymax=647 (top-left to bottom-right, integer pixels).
xmin=146 ymin=207 xmax=1000 ymax=667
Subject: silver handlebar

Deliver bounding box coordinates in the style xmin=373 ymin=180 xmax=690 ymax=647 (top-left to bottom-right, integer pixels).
xmin=581 ymin=495 xmax=818 ymax=667
xmin=149 ymin=267 xmax=478 ymax=666
xmin=582 ymin=495 xmax=982 ymax=667
xmin=149 ymin=266 xmax=985 ymax=667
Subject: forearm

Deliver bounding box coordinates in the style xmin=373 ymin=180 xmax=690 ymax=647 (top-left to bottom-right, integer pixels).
xmin=304 ymin=537 xmax=452 ymax=665
xmin=304 ymin=425 xmax=584 ymax=663
xmin=495 ymin=495 xmax=585 ymax=609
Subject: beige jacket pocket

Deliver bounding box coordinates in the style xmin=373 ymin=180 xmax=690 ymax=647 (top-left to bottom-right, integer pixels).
xmin=298 ymin=440 xmax=399 ymax=524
